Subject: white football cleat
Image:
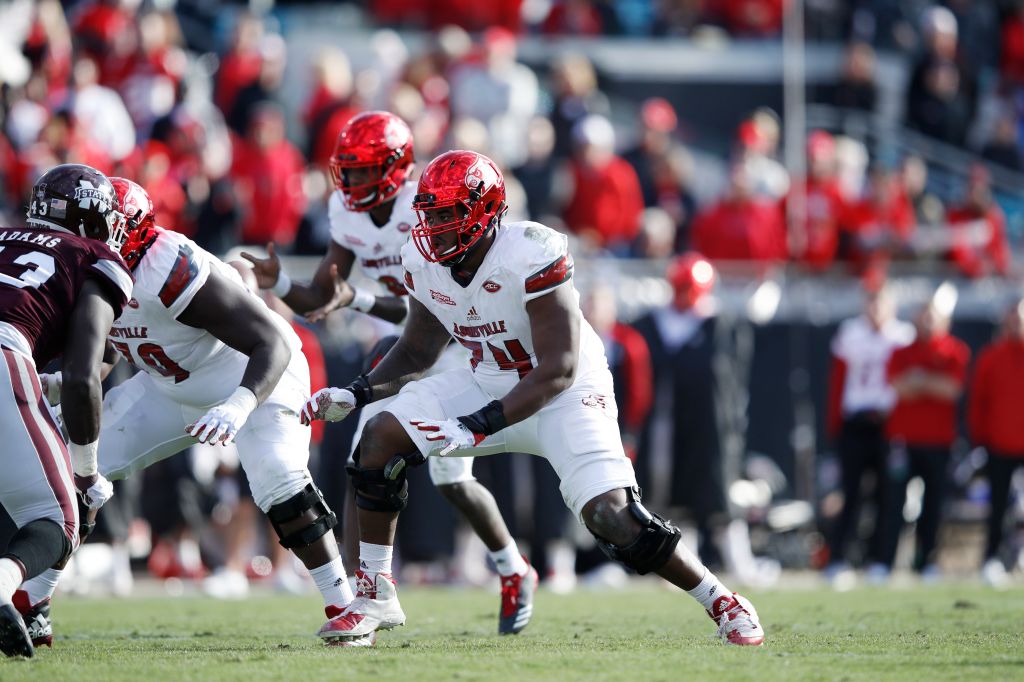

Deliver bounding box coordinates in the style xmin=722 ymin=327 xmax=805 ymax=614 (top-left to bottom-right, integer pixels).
xmin=981 ymin=558 xmax=1011 ymax=589
xmin=708 ymin=593 xmax=765 ymax=646
xmin=318 ymin=570 xmax=406 ymax=643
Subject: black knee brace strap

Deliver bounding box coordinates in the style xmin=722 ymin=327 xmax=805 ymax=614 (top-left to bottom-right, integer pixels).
xmin=593 ymin=489 xmax=681 ymax=575
xmin=346 ymin=449 xmax=424 ymax=513
xmin=266 ymin=483 xmax=338 ymax=549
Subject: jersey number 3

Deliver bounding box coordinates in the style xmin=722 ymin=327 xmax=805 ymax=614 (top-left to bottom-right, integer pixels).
xmin=111 ymin=341 xmax=191 ymax=383
xmin=0 ymin=246 xmax=56 ymax=289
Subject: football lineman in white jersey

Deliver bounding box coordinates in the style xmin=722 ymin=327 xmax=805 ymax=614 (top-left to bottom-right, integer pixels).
xmin=19 ymin=178 xmax=362 ymax=646
xmin=241 ymin=112 xmax=537 ymax=635
xmin=304 ymin=150 xmax=766 ymax=647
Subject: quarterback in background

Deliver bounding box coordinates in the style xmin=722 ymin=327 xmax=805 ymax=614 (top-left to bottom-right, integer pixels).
xmin=243 ymin=111 xmax=536 ymax=634
xmin=19 ymin=178 xmax=360 ymax=646
xmin=304 ymin=150 xmax=765 ymax=647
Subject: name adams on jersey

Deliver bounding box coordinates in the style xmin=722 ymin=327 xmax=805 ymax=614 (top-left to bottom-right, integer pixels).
xmin=0 ymin=227 xmax=132 ymax=368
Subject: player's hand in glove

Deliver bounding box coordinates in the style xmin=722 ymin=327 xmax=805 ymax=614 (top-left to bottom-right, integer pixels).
xmin=299 ymin=375 xmax=373 ymax=425
xmin=410 ymin=417 xmax=485 ymax=457
xmin=186 ymin=387 xmax=258 ymax=445
xmin=410 ymin=400 xmax=508 ymax=457
xmin=300 ymin=387 xmax=357 ymax=424
xmin=74 ymin=472 xmax=115 ymax=511
xmin=40 ymin=371 xmax=61 ymax=406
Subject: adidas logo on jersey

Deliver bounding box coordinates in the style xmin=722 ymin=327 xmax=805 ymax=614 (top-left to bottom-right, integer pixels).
xmin=467 ymin=306 xmax=481 ymax=321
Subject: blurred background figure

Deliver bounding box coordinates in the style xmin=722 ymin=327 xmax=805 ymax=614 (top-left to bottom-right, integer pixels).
xmin=969 ymin=298 xmax=1024 ymax=588
xmin=691 ymin=163 xmax=787 ymax=263
xmin=872 ymin=288 xmax=969 ymax=583
xmin=945 ymin=165 xmax=1011 ymax=279
xmin=823 ymin=283 xmax=915 ymax=586
xmin=786 ymin=130 xmax=847 ymax=271
xmin=561 ymin=114 xmax=644 ymax=256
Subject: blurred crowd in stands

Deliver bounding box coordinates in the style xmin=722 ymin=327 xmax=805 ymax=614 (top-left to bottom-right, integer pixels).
xmin=1 ymin=0 xmax=1023 ymax=593
xmin=1 ymin=0 xmax=1022 ymax=279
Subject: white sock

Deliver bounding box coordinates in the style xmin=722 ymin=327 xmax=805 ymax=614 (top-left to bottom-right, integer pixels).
xmin=358 ymin=542 xmax=393 ymax=575
xmin=686 ymin=569 xmax=731 ymax=612
xmin=22 ymin=568 xmax=61 ymax=605
xmin=0 ymin=558 xmax=25 ymax=603
xmin=308 ymin=556 xmax=354 ymax=609
xmin=488 ymin=540 xmax=529 ymax=577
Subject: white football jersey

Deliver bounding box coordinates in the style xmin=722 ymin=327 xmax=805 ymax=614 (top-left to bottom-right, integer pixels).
xmin=328 ymin=182 xmax=418 ymax=298
xmin=831 ymin=314 xmax=915 ymax=415
xmin=108 ymin=229 xmax=301 ymax=408
xmin=401 ymin=221 xmax=609 ymax=398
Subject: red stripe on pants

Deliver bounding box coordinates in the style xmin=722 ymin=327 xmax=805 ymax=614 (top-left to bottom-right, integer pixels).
xmin=2 ymin=350 xmax=77 ymax=544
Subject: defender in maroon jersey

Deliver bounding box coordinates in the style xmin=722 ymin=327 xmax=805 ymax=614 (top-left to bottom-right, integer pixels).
xmin=0 ymin=164 xmax=132 ymax=658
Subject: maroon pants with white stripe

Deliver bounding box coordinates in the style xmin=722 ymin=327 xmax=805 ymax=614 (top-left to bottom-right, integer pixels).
xmin=0 ymin=347 xmax=78 ymax=548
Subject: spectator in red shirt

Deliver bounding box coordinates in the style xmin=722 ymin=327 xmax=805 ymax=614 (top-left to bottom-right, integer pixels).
xmin=692 ymin=163 xmax=787 ymax=262
xmin=840 ymin=164 xmax=916 ymax=269
xmin=968 ymin=298 xmax=1024 ymax=586
xmin=230 ymin=103 xmax=307 ymax=246
xmin=1000 ymin=4 xmax=1024 ymax=88
xmin=542 ymin=0 xmax=604 ymax=36
xmin=945 ymin=165 xmax=1011 ymax=278
xmin=215 ymin=12 xmax=264 ymax=115
xmin=303 ymin=49 xmax=359 ymax=169
xmin=874 ymin=293 xmax=969 ymax=579
xmin=785 ymin=130 xmax=847 ymax=270
xmin=708 ymin=0 xmax=785 ymax=37
xmin=562 ymin=114 xmax=644 ymax=255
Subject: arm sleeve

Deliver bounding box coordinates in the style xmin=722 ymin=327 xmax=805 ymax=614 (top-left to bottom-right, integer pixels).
xmin=327 ymin=191 xmax=349 ymax=248
xmin=827 ymin=355 xmax=847 ymax=439
xmin=615 ymin=323 xmax=654 ymax=434
xmin=967 ymin=350 xmax=990 ymax=446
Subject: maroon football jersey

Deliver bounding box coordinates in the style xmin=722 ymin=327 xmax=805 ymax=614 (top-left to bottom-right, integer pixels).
xmin=0 ymin=226 xmax=133 ymax=368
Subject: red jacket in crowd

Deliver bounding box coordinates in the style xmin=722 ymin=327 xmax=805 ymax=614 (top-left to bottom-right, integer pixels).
xmin=886 ymin=333 xmax=970 ymax=447
xmin=969 ymin=337 xmax=1024 ymax=456
xmin=371 ymin=0 xmax=522 ymax=31
xmin=692 ymin=195 xmax=787 ymax=262
xmin=1001 ymin=13 xmax=1024 ymax=86
xmin=946 ymin=204 xmax=1011 ymax=278
xmin=607 ymin=322 xmax=653 ymax=447
xmin=230 ymin=136 xmax=307 ymax=246
xmin=291 ymin=321 xmax=328 ymax=445
xmin=563 ymin=156 xmax=644 ymax=250
xmin=786 ymin=177 xmax=846 ymax=270
xmin=708 ymin=0 xmax=786 ymax=36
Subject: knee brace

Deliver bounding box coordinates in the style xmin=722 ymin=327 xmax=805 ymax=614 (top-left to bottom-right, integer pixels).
xmin=346 ymin=446 xmax=424 ymax=513
xmin=4 ymin=519 xmax=72 ymax=576
xmin=591 ymin=489 xmax=681 ymax=575
xmin=266 ymin=483 xmax=338 ymax=549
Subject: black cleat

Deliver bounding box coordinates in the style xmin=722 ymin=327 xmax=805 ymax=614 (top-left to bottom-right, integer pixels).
xmin=15 ymin=594 xmax=52 ymax=648
xmin=0 ymin=603 xmax=34 ymax=658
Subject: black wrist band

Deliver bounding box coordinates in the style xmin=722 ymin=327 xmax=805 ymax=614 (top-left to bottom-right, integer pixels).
xmin=458 ymin=399 xmax=508 ymax=436
xmin=346 ymin=374 xmax=374 ymax=407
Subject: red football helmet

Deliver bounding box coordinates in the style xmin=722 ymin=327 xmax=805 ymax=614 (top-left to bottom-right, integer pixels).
xmin=667 ymin=251 xmax=715 ymax=309
xmin=411 ymin=150 xmax=507 ymax=265
xmin=329 ymin=111 xmax=414 ymax=212
xmin=110 ymin=177 xmax=158 ymax=270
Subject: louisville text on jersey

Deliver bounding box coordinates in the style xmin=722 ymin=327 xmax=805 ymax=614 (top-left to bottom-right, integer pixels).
xmin=452 ymin=320 xmax=508 ymax=338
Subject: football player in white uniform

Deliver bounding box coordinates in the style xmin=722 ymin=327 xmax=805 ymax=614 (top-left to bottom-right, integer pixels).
xmin=242 ymin=112 xmax=536 ymax=634
xmin=305 ymin=151 xmax=765 ymax=647
xmin=19 ymin=178 xmax=362 ymax=646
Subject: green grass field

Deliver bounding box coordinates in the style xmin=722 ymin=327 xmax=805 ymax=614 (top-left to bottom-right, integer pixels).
xmin=1 ymin=584 xmax=1022 ymax=681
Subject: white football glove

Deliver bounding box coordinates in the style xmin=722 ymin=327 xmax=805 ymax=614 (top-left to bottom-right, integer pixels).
xmin=300 ymin=387 xmax=357 ymax=425
xmin=40 ymin=371 xmax=61 ymax=406
xmin=186 ymin=387 xmax=258 ymax=445
xmin=75 ymin=473 xmax=115 ymax=511
xmin=409 ymin=418 xmax=485 ymax=457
